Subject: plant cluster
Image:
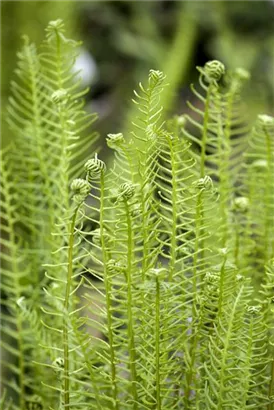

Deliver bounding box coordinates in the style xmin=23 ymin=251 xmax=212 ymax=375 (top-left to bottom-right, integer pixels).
xmin=1 ymin=20 xmax=274 ymax=410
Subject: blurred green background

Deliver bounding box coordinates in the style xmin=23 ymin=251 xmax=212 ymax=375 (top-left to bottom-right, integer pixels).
xmin=1 ymin=0 xmax=274 ymax=149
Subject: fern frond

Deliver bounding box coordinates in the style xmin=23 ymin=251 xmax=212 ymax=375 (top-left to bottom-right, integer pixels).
xmin=0 ymin=148 xmax=47 ymax=408
xmin=184 ymin=62 xmax=251 ymax=265
xmin=7 ymin=19 xmax=98 ymax=267
xmin=202 ymin=283 xmax=250 ymax=409
xmin=4 ymin=19 xmax=99 ymax=407
xmin=241 ymin=115 xmax=274 ymax=280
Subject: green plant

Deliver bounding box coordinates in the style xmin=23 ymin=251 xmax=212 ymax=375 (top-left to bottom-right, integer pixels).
xmin=1 ymin=20 xmax=274 ymax=410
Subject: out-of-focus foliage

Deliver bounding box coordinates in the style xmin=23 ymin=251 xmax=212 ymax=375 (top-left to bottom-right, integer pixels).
xmin=74 ymin=0 xmax=274 ymax=137
xmin=1 ymin=1 xmax=273 ymax=149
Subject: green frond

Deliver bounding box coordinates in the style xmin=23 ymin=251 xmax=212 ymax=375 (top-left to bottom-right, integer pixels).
xmin=2 ymin=18 xmax=274 ymax=409
xmin=202 ymin=283 xmax=249 ymax=409
xmin=241 ymin=115 xmax=274 ymax=280
xmin=0 ymin=148 xmax=51 ymax=408
xmin=3 ymin=19 xmax=99 ymax=407
xmin=7 ymin=19 xmax=98 ymax=262
xmin=132 ymin=69 xmax=166 ymax=142
xmin=184 ymin=62 xmax=251 ymax=268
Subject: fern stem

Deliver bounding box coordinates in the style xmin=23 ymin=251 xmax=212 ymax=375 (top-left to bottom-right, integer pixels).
xmin=192 ymin=191 xmax=204 ymax=293
xmin=234 ymin=221 xmax=240 ymax=267
xmin=184 ymin=294 xmax=207 ymax=407
xmin=17 ymin=324 xmax=25 ymax=408
xmin=184 ymin=190 xmax=205 ymax=404
xmin=168 ymin=137 xmax=178 ymax=282
xmin=63 ymin=204 xmax=80 ymax=409
xmin=100 ymin=173 xmax=119 ymax=410
xmin=124 ymin=199 xmax=138 ymax=408
xmin=155 ymin=274 xmax=161 ymax=409
xmin=54 ymin=21 xmax=70 ymax=217
xmin=184 ymin=191 xmax=204 ymax=407
xmin=268 ymin=360 xmax=274 ymax=410
xmin=55 ymin=27 xmax=62 ymax=89
xmin=241 ymin=316 xmax=254 ymax=408
xmin=217 ymin=255 xmax=227 ymax=315
xmin=184 ymin=324 xmax=201 ymax=408
xmin=2 ymin=166 xmax=26 ymax=408
xmin=264 ymin=126 xmax=274 ymax=262
xmin=141 ymin=190 xmax=149 ymax=281
xmin=217 ymin=286 xmax=244 ymax=409
xmin=218 ymin=95 xmax=230 ymax=249
xmin=139 ymin=149 xmax=156 ymax=281
xmin=200 ymin=83 xmax=213 ymax=178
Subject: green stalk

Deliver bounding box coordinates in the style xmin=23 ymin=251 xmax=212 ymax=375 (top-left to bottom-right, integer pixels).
xmin=218 ymin=95 xmax=231 ymax=249
xmin=184 ymin=191 xmax=203 ymax=405
xmin=184 ymin=326 xmax=200 ymax=408
xmin=218 ymin=255 xmax=227 ymax=315
xmin=200 ymin=83 xmax=213 ymax=178
xmin=7 ymin=193 xmax=25 ymax=408
xmin=264 ymin=126 xmax=274 ymax=262
xmin=234 ymin=220 xmax=240 ymax=267
xmin=100 ymin=173 xmax=119 ymax=410
xmin=241 ymin=317 xmax=254 ymax=408
xmin=194 ymin=82 xmax=215 ymax=286
xmin=63 ymin=204 xmax=80 ymax=409
xmin=155 ymin=275 xmax=161 ymax=409
xmin=268 ymin=361 xmax=274 ymax=410
xmin=124 ymin=199 xmax=138 ymax=408
xmin=140 ymin=187 xmax=150 ymax=280
xmin=168 ymin=137 xmax=178 ymax=282
xmin=217 ymin=287 xmax=243 ymax=409
xmin=185 ymin=218 xmax=224 ymax=408
xmin=54 ymin=25 xmax=70 ymax=220
xmin=192 ymin=191 xmax=203 ymax=294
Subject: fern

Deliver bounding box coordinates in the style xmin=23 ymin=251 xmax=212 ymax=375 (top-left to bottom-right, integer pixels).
xmin=1 ymin=20 xmax=274 ymax=410
xmin=0 ymin=148 xmax=29 ymax=406
xmin=243 ymin=115 xmax=274 ymax=277
xmin=1 ymin=19 xmax=98 ymax=408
